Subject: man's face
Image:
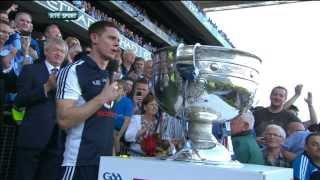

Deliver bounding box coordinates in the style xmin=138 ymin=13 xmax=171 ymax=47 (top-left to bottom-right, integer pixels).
xmin=44 ymin=43 xmax=66 ymax=66
xmin=270 ymin=88 xmax=286 ymax=108
xmin=92 ymin=27 xmax=119 ymax=61
xmin=264 ymin=127 xmax=284 ymax=148
xmin=15 ymin=14 xmax=32 ymax=32
xmin=135 ymin=82 xmax=149 ymax=99
xmin=124 ymin=52 xmax=135 ymax=65
xmin=0 ymin=23 xmax=10 ymax=46
xmin=46 ymin=26 xmax=62 ymax=39
xmin=144 ymin=61 xmax=153 ymax=79
xmin=305 ymin=135 xmax=320 ymax=159
xmin=134 ymin=60 xmax=144 ymax=74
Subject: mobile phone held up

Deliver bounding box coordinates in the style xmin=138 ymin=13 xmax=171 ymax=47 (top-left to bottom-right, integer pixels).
xmin=136 ymin=91 xmax=142 ymax=97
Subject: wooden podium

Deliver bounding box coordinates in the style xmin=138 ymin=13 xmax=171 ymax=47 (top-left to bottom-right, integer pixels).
xmin=98 ymin=156 xmax=292 ymax=180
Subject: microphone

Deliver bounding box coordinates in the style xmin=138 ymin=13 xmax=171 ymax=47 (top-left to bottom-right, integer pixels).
xmin=106 ymin=59 xmax=120 ymax=82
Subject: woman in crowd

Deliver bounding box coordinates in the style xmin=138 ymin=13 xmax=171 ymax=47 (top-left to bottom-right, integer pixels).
xmin=125 ymin=94 xmax=160 ymax=156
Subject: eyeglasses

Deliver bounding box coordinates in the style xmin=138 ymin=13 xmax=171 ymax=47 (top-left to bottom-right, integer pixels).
xmin=264 ymin=133 xmax=282 ymax=138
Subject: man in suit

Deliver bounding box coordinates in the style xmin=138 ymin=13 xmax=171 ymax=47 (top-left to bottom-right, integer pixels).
xmin=14 ymin=38 xmax=67 ymax=180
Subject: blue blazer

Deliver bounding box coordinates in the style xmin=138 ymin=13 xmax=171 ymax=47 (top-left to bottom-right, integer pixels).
xmin=15 ymin=62 xmax=64 ymax=150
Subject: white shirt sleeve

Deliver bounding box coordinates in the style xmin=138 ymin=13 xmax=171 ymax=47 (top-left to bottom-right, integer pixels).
xmin=125 ymin=115 xmax=142 ymax=142
xmin=56 ymin=64 xmax=81 ymax=100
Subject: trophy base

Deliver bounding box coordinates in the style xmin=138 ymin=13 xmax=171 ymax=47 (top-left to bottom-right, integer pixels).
xmin=168 ymin=140 xmax=233 ymax=163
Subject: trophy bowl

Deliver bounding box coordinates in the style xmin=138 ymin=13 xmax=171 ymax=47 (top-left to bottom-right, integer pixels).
xmin=152 ymin=44 xmax=262 ymax=162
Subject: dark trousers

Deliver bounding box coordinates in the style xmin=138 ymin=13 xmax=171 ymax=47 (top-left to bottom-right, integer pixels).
xmin=60 ymin=166 xmax=99 ymax=180
xmin=15 ymin=147 xmax=62 ymax=180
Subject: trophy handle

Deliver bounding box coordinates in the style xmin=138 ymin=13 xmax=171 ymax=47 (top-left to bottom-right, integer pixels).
xmin=175 ymin=43 xmax=200 ymax=81
xmin=192 ymin=43 xmax=200 ymax=79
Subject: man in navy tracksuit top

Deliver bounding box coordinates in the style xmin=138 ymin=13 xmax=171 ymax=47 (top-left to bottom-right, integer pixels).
xmin=293 ymin=133 xmax=320 ymax=180
xmin=56 ymin=21 xmax=120 ymax=180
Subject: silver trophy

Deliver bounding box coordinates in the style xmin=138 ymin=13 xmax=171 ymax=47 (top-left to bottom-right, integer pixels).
xmin=152 ymin=44 xmax=262 ymax=162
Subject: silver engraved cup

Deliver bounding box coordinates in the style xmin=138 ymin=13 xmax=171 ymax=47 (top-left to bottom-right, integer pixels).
xmin=152 ymin=44 xmax=262 ymax=161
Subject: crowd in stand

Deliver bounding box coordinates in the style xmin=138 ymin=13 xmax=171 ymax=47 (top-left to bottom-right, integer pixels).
xmin=127 ymin=1 xmax=185 ymax=44
xmin=193 ymin=1 xmax=235 ymax=47
xmin=0 ymin=2 xmax=319 ymax=180
xmin=71 ymin=0 xmax=159 ymax=52
xmin=71 ymin=0 xmax=234 ymax=50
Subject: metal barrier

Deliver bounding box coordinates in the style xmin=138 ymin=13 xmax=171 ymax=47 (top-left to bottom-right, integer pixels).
xmin=0 ymin=123 xmax=18 ymax=180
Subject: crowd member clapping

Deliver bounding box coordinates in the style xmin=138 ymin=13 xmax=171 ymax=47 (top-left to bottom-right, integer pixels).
xmin=14 ymin=38 xmax=67 ymax=180
xmin=12 ymin=31 xmax=36 ymax=76
xmin=4 ymin=12 xmax=38 ymax=77
xmin=6 ymin=12 xmax=39 ymax=55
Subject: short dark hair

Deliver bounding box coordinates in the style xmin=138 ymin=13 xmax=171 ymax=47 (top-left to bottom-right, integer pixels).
xmin=88 ymin=21 xmax=119 ymax=44
xmin=271 ymin=86 xmax=288 ymax=98
xmin=135 ymin=57 xmax=145 ymax=62
xmin=305 ymin=133 xmax=320 ymax=146
xmin=142 ymin=94 xmax=156 ymax=108
xmin=129 ymin=77 xmax=149 ymax=98
xmin=135 ymin=77 xmax=148 ymax=85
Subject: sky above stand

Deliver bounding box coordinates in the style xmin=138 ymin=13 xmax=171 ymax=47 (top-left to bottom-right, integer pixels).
xmin=207 ymin=1 xmax=320 ymax=121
